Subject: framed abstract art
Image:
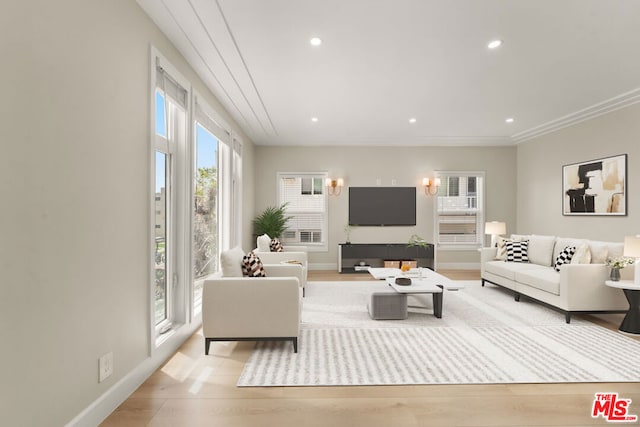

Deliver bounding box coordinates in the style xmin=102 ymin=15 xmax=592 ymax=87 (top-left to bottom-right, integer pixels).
xmin=562 ymin=154 xmax=627 ymax=216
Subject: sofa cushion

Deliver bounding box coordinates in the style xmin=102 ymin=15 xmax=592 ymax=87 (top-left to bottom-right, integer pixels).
xmin=495 ymin=236 xmax=509 ymax=260
xmin=515 ymin=268 xmax=561 ymax=295
xmin=242 ymin=252 xmax=267 ymax=277
xmin=554 ymin=246 xmax=576 ymax=272
xmin=506 ymin=240 xmax=529 ymax=263
xmin=528 ymin=235 xmax=556 ymax=266
xmin=221 ymin=246 xmax=245 ymax=277
xmin=553 ymin=237 xmax=586 ymax=262
xmin=485 ymin=260 xmax=546 ymax=281
xmin=257 ymin=234 xmax=271 ymax=252
xmin=571 ymin=243 xmax=592 ymax=264
xmin=589 ymin=241 xmax=610 ymax=264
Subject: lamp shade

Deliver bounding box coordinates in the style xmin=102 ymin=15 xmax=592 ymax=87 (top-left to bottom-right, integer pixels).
xmin=624 ymin=235 xmax=640 ymax=257
xmin=485 ymin=221 xmax=506 ymax=236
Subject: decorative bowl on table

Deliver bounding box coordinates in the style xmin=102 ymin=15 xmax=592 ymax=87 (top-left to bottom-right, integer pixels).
xmin=395 ymin=277 xmax=412 ymax=286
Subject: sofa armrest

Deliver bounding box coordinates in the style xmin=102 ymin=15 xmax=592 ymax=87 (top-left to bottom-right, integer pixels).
xmin=480 ymin=247 xmax=497 ymax=276
xmin=263 ymin=263 xmax=304 ymax=288
xmin=202 ymin=277 xmax=301 ymax=338
xmin=254 ymin=251 xmax=308 ymax=267
xmin=559 ymin=264 xmax=628 ymax=308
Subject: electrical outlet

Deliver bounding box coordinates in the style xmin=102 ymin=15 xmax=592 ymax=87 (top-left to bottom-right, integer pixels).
xmin=99 ymin=352 xmax=113 ymax=383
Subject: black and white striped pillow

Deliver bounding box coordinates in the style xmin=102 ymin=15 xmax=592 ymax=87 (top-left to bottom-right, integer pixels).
xmin=506 ymin=240 xmax=529 ymax=263
xmin=242 ymin=252 xmax=266 ymax=277
xmin=554 ymin=246 xmax=576 ymax=272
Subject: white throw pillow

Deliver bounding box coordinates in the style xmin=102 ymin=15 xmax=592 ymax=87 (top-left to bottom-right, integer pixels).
xmin=589 ymin=241 xmax=609 ymax=264
xmin=256 ymin=233 xmax=271 ymax=252
xmin=220 ymin=246 xmax=245 ymax=277
xmin=495 ymin=236 xmax=509 ymax=260
xmin=571 ymin=243 xmax=592 ymax=264
xmin=527 ymin=235 xmax=556 ymax=267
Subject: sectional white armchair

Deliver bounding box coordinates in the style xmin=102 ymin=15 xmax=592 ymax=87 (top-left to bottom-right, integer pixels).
xmin=202 ymin=248 xmax=303 ymax=354
xmin=253 ymin=234 xmax=309 ymax=296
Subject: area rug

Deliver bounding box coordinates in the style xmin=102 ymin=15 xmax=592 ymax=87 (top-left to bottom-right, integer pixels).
xmin=237 ymin=280 xmax=640 ymax=386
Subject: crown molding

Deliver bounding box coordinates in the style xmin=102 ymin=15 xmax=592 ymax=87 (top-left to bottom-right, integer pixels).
xmin=511 ymin=88 xmax=640 ymax=143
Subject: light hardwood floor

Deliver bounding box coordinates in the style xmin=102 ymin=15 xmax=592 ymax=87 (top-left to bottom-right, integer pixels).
xmin=102 ymin=270 xmax=640 ymax=426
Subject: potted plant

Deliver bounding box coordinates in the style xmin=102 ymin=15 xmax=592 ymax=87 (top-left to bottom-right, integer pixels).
xmin=606 ymin=256 xmax=634 ymax=281
xmin=407 ymin=234 xmax=430 ymax=249
xmin=253 ymin=203 xmax=293 ymax=239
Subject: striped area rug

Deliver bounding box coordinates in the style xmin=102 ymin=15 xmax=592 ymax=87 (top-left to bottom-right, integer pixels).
xmin=236 ymin=281 xmax=640 ymax=386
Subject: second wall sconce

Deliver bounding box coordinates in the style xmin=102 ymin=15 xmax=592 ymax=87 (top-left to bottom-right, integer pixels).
xmin=326 ymin=177 xmax=344 ymax=196
xmin=422 ymin=177 xmax=441 ymax=195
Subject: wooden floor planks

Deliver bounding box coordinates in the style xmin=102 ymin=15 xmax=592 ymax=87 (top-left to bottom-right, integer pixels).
xmin=101 ymin=270 xmax=640 ymax=426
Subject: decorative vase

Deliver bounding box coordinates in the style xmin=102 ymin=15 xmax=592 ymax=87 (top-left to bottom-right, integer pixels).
xmin=610 ymin=267 xmax=621 ymax=281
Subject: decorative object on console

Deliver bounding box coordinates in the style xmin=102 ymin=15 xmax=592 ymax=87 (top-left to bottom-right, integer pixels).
xmin=485 ymin=221 xmax=506 ymax=248
xmin=563 ymin=154 xmax=626 ymax=216
xmin=623 ymin=235 xmax=640 ymax=286
xmin=422 ymin=177 xmax=441 ymax=196
xmin=343 ymin=224 xmax=352 ymax=244
xmin=554 ymin=246 xmax=576 ymax=272
xmin=326 ymin=177 xmax=344 ymax=196
xmin=253 ymin=203 xmax=293 ymax=239
xmin=407 ymin=234 xmax=430 ymax=249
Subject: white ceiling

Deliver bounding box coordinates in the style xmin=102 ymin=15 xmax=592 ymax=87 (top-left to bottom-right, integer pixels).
xmin=137 ymin=0 xmax=640 ymax=146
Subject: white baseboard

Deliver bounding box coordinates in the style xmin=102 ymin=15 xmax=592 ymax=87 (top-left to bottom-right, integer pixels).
xmin=436 ymin=262 xmax=480 ymax=270
xmin=309 ymin=262 xmax=338 ymax=271
xmin=66 ymin=320 xmax=202 ymax=427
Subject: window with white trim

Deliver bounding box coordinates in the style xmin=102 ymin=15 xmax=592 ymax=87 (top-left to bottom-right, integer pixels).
xmin=435 ymin=172 xmax=485 ymax=250
xmin=277 ymin=172 xmax=328 ymax=250
xmin=152 ymin=57 xmax=189 ymax=336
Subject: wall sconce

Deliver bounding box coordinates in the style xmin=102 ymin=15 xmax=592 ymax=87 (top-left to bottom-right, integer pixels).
xmin=485 ymin=221 xmax=506 ymax=248
xmin=422 ymin=177 xmax=441 ymax=195
xmin=326 ymin=178 xmax=344 ymax=196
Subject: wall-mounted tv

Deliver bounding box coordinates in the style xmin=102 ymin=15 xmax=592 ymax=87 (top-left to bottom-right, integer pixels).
xmin=349 ymin=187 xmax=416 ymax=226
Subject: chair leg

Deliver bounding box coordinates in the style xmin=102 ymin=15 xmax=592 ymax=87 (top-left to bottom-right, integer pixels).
xmin=565 ymin=312 xmax=571 ymax=324
xmin=292 ymin=337 xmax=298 ymax=353
xmin=204 ymin=338 xmax=211 ymax=355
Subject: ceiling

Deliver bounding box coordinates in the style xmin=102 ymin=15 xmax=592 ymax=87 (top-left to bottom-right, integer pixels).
xmin=137 ymin=0 xmax=640 ymax=146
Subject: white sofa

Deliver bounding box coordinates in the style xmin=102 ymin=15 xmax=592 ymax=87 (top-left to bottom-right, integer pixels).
xmin=480 ymin=235 xmax=630 ymax=323
xmin=202 ymin=248 xmax=304 ymax=353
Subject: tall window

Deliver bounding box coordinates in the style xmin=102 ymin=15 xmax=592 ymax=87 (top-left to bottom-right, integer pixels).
xmin=435 ymin=172 xmax=484 ymax=249
xmin=153 ymin=62 xmax=189 ymax=334
xmin=192 ymin=124 xmax=218 ymax=315
xmin=278 ymin=172 xmax=328 ymax=250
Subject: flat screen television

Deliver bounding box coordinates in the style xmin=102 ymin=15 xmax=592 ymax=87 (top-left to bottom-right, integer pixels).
xmin=349 ymin=187 xmax=416 ymax=226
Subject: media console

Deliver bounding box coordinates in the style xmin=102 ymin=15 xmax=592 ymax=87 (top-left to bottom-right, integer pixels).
xmin=338 ymin=243 xmax=435 ymax=273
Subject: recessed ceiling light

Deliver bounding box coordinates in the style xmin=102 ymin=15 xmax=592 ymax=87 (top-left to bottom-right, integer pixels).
xmin=409 ymin=118 xmax=417 ymax=124
xmin=311 ymin=117 xmax=319 ymax=122
xmin=310 ymin=37 xmax=322 ymax=46
xmin=505 ymin=117 xmax=514 ymax=123
xmin=488 ymin=39 xmax=503 ymax=49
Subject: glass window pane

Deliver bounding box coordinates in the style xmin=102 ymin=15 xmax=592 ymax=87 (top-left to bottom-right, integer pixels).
xmin=155 ymin=151 xmax=167 ymax=325
xmin=193 ymin=124 xmax=218 ymax=314
xmin=313 ymin=178 xmax=323 ymax=194
xmin=301 ymin=177 xmax=312 ymax=195
xmin=155 ymin=91 xmax=167 ymax=138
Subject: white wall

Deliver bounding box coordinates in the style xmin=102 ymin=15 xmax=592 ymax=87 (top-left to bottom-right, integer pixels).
xmin=0 ymin=1 xmax=253 ymax=425
xmin=517 ymin=103 xmax=640 ymax=240
xmin=254 ymin=145 xmax=517 ymax=269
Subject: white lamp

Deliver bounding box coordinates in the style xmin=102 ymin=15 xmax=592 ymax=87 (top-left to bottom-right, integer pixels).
xmin=623 ymin=235 xmax=640 ymax=286
xmin=485 ymin=221 xmax=506 ymax=248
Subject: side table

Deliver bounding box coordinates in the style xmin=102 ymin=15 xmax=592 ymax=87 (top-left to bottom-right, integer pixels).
xmin=605 ymin=280 xmax=640 ymax=334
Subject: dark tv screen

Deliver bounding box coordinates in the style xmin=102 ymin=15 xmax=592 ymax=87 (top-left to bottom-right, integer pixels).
xmin=349 ymin=187 xmax=416 ymax=226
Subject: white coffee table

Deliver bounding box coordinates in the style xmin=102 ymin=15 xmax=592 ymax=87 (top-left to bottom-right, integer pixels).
xmin=386 ymin=277 xmax=444 ymax=318
xmin=369 ymin=267 xmax=464 ymax=291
